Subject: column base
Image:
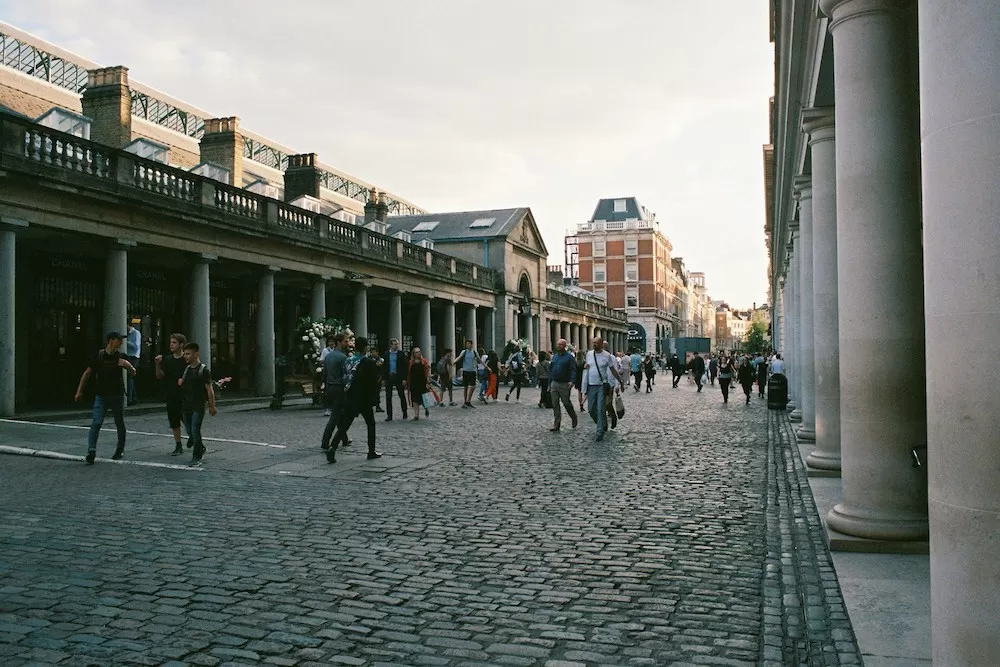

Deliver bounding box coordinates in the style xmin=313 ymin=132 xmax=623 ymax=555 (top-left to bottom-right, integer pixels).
xmin=795 ymin=425 xmax=816 ymax=442
xmin=805 ymin=448 xmax=841 ymax=472
xmin=826 ymin=502 xmax=929 ymax=542
xmin=789 ymin=408 xmax=802 ymax=422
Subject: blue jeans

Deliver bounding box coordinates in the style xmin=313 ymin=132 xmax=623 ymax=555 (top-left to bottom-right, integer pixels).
xmin=478 ymin=370 xmax=488 ymax=397
xmin=183 ymin=410 xmax=206 ymax=459
xmin=587 ymin=385 xmax=607 ymax=436
xmin=88 ymin=395 xmax=126 ymax=453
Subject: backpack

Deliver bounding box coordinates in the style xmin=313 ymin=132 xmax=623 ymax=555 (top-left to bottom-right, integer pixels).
xmin=437 ymin=358 xmax=448 ymax=376
xmin=510 ymin=354 xmax=522 ymax=372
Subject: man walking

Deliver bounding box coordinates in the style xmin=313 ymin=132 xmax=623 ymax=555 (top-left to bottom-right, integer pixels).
xmin=581 ymin=336 xmax=623 ymax=442
xmin=709 ymin=355 xmax=719 ymax=385
xmin=690 ymin=352 xmax=707 ymax=393
xmin=321 ymin=333 xmax=348 ymax=451
xmin=455 ymin=339 xmax=479 ymax=408
xmin=383 ymin=338 xmax=408 ymax=421
xmin=125 ymin=319 xmax=142 ymax=405
xmin=74 ymin=331 xmax=136 ymax=464
xmin=629 ymin=349 xmax=643 ymax=392
xmin=180 ymin=342 xmax=217 ymax=466
xmin=436 ymin=349 xmax=456 ymax=406
xmin=327 ymin=337 xmax=382 ymax=463
xmin=669 ymin=353 xmax=683 ymax=388
xmin=320 ymin=335 xmax=337 ymax=416
xmin=154 ymin=332 xmax=188 ymax=455
xmin=548 ymin=338 xmax=578 ymax=431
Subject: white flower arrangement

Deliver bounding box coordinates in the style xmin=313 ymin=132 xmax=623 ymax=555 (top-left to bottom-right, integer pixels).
xmin=296 ymin=316 xmax=350 ymax=373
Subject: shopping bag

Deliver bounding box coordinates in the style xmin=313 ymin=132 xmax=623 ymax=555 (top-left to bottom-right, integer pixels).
xmin=421 ymin=392 xmax=437 ymax=410
xmin=614 ymin=393 xmax=625 ymax=418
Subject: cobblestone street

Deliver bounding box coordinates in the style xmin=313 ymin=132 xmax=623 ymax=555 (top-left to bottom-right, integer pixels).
xmin=0 ymin=380 xmax=861 ymax=666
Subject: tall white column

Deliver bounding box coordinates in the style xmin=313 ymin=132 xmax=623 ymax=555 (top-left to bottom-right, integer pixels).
xmin=486 ymin=308 xmax=496 ymax=352
xmin=311 ymin=278 xmax=327 ymax=320
xmin=465 ymin=306 xmax=478 ymax=349
xmin=787 ymin=233 xmax=800 ymax=417
xmin=822 ymin=0 xmax=927 ymax=541
xmin=388 ymin=292 xmax=403 ymax=344
xmin=418 ymin=297 xmax=432 ymax=357
xmin=0 ymin=221 xmax=24 ymax=417
xmin=190 ymin=256 xmax=212 ymax=367
xmin=920 ymin=1 xmax=1000 ymax=660
xmin=104 ymin=243 xmax=129 ymax=339
xmin=353 ymin=287 xmax=368 ymax=339
xmin=443 ymin=301 xmax=456 ymax=355
xmin=804 ymin=109 xmax=841 ymax=470
xmin=256 ymin=269 xmax=276 ymax=397
xmin=793 ymin=177 xmax=816 ymax=442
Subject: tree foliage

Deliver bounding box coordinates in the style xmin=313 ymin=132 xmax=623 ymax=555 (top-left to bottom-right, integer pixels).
xmin=744 ymin=320 xmax=769 ymax=356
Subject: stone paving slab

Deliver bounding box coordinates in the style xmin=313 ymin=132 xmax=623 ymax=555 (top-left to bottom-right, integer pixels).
xmin=0 ymin=382 xmax=862 ymax=665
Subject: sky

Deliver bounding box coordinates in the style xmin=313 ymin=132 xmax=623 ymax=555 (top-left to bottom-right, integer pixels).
xmin=3 ymin=0 xmax=774 ymax=308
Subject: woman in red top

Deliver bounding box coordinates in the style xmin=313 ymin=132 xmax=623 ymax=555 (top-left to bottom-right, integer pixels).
xmin=405 ymin=347 xmax=431 ymax=420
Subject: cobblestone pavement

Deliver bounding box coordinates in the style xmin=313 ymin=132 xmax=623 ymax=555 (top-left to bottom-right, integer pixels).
xmin=0 ymin=379 xmax=861 ymax=666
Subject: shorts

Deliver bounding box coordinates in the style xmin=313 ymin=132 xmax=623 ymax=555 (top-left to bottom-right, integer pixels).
xmin=166 ymin=398 xmax=183 ymax=429
xmin=462 ymin=371 xmax=477 ymax=387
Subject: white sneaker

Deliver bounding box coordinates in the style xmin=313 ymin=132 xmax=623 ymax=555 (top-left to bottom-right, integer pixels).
xmin=323 ymin=409 xmax=331 ymax=416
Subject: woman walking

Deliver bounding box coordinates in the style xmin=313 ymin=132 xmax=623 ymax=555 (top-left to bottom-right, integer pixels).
xmin=505 ymin=347 xmax=527 ymax=403
xmin=405 ymin=347 xmax=432 ymax=420
xmin=536 ymin=351 xmax=551 ymax=408
xmin=737 ymin=355 xmax=756 ymax=405
xmin=643 ymin=354 xmax=656 ymax=393
xmin=486 ymin=351 xmax=500 ymax=402
xmin=718 ymin=355 xmax=736 ymax=404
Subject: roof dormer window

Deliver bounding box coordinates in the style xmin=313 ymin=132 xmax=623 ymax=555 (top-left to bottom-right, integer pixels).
xmin=412 ymin=221 xmax=439 ymax=232
xmin=613 ymin=199 xmax=627 ymax=213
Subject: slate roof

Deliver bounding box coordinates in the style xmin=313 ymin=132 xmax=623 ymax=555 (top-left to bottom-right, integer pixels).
xmin=386 ymin=208 xmax=529 ymax=242
xmin=589 ymin=197 xmax=655 ymax=223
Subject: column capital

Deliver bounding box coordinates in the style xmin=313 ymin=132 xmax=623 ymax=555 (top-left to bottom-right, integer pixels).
xmin=819 ymin=0 xmax=912 ymax=29
xmin=197 ymin=253 xmax=218 ymax=262
xmin=802 ymin=107 xmax=836 ymax=143
xmin=792 ymin=175 xmax=813 ymax=200
xmin=0 ymin=217 xmax=28 ymax=231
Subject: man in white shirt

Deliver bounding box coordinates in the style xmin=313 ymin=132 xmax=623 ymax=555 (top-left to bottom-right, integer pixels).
xmin=581 ymin=337 xmax=624 ymax=442
xmin=769 ymin=353 xmax=785 ymax=375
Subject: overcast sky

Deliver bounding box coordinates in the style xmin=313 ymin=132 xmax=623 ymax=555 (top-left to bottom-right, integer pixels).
xmin=4 ymin=0 xmax=774 ymax=308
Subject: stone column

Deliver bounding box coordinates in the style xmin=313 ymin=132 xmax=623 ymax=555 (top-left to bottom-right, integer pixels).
xmin=486 ymin=308 xmax=496 ymax=352
xmin=821 ymin=0 xmax=927 ymax=541
xmin=311 ymin=278 xmax=327 ymax=320
xmin=256 ymin=269 xmax=277 ymax=397
xmin=0 ymin=220 xmax=25 ymax=417
xmin=793 ymin=176 xmax=816 ymax=442
xmin=919 ymin=0 xmax=1000 ymax=659
xmin=388 ymin=292 xmax=403 ymax=344
xmin=190 ymin=256 xmax=213 ymax=366
xmin=465 ymin=306 xmax=478 ymax=349
xmin=353 ymin=287 xmax=368 ymax=339
xmin=418 ymin=297 xmax=432 ymax=357
xmin=104 ymin=243 xmax=129 ymax=340
xmin=787 ymin=233 xmax=800 ymax=417
xmin=443 ymin=301 xmax=456 ymax=355
xmin=803 ymin=108 xmax=841 ymax=470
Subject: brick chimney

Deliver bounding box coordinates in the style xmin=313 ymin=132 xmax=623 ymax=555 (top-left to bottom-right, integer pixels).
xmin=283 ymin=153 xmax=321 ymax=202
xmin=364 ymin=187 xmax=379 ymax=223
xmin=199 ymin=117 xmax=243 ymax=186
xmin=375 ymin=191 xmax=389 ymax=222
xmin=81 ymin=66 xmax=131 ymax=148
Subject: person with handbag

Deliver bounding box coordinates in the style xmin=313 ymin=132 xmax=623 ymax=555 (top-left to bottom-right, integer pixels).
xmin=404 ymin=347 xmax=432 ymax=420
xmin=326 ymin=337 xmax=382 ymax=463
xmin=580 ymin=336 xmax=624 ymax=442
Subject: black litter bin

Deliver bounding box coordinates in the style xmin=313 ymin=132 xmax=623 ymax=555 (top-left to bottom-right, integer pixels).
xmin=767 ymin=373 xmax=788 ymax=410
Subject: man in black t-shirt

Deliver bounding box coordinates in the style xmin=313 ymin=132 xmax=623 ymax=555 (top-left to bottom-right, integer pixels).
xmin=155 ymin=333 xmax=188 ymax=456
xmin=180 ymin=342 xmax=217 ymax=466
xmin=74 ymin=331 xmax=137 ymax=464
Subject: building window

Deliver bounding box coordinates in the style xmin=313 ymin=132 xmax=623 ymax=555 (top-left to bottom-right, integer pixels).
xmin=625 ymin=261 xmax=638 ymax=282
xmin=593 ymin=240 xmax=606 ymax=258
xmin=594 ymin=288 xmax=606 ymax=301
xmin=614 ymin=199 xmax=627 ymax=213
xmin=625 ymin=239 xmax=638 ymax=256
xmin=412 ymin=221 xmax=439 ymax=232
xmin=594 ymin=263 xmax=606 ymax=283
xmin=626 ymin=288 xmax=639 ymax=309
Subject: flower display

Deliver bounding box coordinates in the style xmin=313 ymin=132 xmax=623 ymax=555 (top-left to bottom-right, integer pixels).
xmin=296 ymin=316 xmax=351 ymax=373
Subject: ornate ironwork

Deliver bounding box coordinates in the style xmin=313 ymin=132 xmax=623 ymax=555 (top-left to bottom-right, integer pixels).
xmin=129 ymin=90 xmax=204 ymax=139
xmin=0 ymin=30 xmax=88 ymax=91
xmin=242 ymin=136 xmax=288 ymax=171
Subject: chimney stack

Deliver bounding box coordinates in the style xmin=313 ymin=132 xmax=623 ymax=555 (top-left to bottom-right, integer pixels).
xmin=283 ymin=153 xmax=321 ymax=202
xmin=81 ymin=66 xmax=131 ymax=148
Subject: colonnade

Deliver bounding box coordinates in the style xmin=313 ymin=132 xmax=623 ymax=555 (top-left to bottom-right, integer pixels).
xmin=543 ymin=318 xmax=626 ymax=355
xmin=778 ymin=2 xmax=999 ymax=661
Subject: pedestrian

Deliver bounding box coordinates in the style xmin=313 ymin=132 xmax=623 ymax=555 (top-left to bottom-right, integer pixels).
xmin=669 ymin=353 xmax=683 ymax=387
xmin=486 ymin=350 xmax=500 ymax=402
xmin=630 ymin=349 xmax=643 ymax=392
xmin=574 ymin=350 xmax=587 ymax=413
xmin=548 ymin=339 xmax=578 ymax=431
xmin=382 ymin=338 xmax=408 ymax=421
xmin=769 ymin=353 xmax=785 ymax=375
xmin=505 ymin=347 xmax=526 ymax=402
xmin=320 ymin=333 xmax=348 ymax=450
xmin=436 ymin=349 xmax=456 ymax=406
xmin=154 ymin=332 xmax=188 ymax=455
xmin=326 ymin=337 xmax=382 ymax=463
xmin=455 ymin=339 xmax=479 ymax=409
xmin=755 ymin=352 xmax=768 ymax=398
xmin=738 ymin=355 xmax=756 ymax=405
xmin=536 ymin=351 xmax=552 ymax=409
xmin=718 ymin=355 xmax=736 ymax=404
xmin=320 ymin=335 xmax=337 ymax=416
xmin=689 ymin=352 xmax=707 ymax=393
xmin=406 ymin=346 xmax=432 ymax=420
xmin=709 ymin=355 xmax=719 ymax=385
xmin=125 ymin=319 xmax=142 ymax=405
xmin=369 ymin=348 xmax=385 ymax=412
xmin=179 ymin=342 xmax=217 ymax=466
xmin=581 ymin=336 xmax=624 ymax=442
xmin=74 ymin=331 xmax=136 ymax=464
xmin=643 ymin=354 xmax=656 ymax=393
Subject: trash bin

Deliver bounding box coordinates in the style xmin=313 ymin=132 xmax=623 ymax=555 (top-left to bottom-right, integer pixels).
xmin=767 ymin=373 xmax=788 ymax=410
